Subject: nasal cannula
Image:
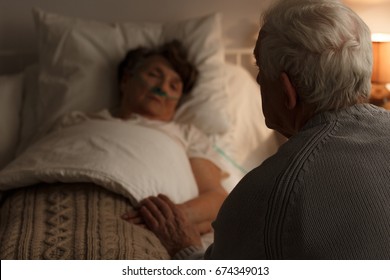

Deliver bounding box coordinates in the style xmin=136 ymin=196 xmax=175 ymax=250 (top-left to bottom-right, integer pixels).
xmin=150 ymin=87 xmax=180 ymax=100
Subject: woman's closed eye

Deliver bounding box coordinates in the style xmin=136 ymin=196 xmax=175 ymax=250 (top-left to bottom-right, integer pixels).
xmin=170 ymin=82 xmax=179 ymax=92
xmin=148 ymin=71 xmax=161 ymax=79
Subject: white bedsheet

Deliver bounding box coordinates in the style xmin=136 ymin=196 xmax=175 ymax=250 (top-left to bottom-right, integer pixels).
xmin=0 ymin=118 xmax=200 ymax=205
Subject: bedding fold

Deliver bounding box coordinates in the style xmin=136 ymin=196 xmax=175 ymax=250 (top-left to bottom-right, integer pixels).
xmin=0 ymin=117 xmax=199 ymax=205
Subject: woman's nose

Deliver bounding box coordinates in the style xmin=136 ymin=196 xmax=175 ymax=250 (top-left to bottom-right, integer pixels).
xmin=160 ymin=78 xmax=170 ymax=92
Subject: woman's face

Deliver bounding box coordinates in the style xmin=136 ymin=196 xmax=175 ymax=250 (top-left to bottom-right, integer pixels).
xmin=120 ymin=55 xmax=183 ymax=121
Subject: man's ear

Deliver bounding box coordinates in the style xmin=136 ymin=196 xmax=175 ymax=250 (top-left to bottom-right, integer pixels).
xmin=280 ymin=72 xmax=298 ymax=110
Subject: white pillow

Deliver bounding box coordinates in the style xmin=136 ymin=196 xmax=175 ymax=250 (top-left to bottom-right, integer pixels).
xmin=216 ymin=63 xmax=281 ymax=171
xmin=22 ymin=8 xmax=228 ymax=152
xmin=17 ymin=64 xmax=40 ymax=154
xmin=0 ymin=73 xmax=24 ymax=169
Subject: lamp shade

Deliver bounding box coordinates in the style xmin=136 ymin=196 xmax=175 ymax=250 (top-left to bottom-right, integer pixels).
xmin=372 ymin=33 xmax=390 ymax=84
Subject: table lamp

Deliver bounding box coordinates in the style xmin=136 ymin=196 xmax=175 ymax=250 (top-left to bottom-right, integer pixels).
xmin=370 ymin=33 xmax=390 ymax=105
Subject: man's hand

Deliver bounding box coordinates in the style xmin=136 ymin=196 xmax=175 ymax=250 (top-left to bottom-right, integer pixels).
xmin=138 ymin=194 xmax=203 ymax=257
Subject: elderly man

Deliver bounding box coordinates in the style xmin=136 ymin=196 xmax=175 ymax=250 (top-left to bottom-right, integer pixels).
xmin=137 ymin=0 xmax=390 ymax=259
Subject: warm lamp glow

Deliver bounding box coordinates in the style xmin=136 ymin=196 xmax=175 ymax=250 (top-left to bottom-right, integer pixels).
xmin=344 ymin=0 xmax=390 ymax=4
xmin=371 ymin=33 xmax=390 ymax=84
xmin=372 ymin=33 xmax=390 ymax=43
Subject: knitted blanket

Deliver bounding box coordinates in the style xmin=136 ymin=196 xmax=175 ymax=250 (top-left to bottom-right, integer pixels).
xmin=0 ymin=183 xmax=169 ymax=260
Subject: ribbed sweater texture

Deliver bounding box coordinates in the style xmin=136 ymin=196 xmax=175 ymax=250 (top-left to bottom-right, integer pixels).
xmin=203 ymin=104 xmax=390 ymax=259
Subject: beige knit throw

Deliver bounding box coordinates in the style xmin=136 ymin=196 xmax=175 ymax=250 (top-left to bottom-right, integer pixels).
xmin=0 ymin=183 xmax=169 ymax=260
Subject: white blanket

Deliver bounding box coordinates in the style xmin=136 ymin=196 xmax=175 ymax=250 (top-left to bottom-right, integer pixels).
xmin=0 ymin=118 xmax=199 ymax=205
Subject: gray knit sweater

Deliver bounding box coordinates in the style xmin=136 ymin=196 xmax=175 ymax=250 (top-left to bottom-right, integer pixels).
xmin=179 ymin=104 xmax=390 ymax=259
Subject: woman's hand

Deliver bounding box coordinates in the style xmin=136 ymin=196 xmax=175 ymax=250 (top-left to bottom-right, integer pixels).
xmin=121 ymin=209 xmax=146 ymax=228
xmin=138 ymin=194 xmax=203 ymax=257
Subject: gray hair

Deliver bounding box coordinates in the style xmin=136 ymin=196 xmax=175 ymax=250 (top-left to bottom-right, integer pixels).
xmin=256 ymin=0 xmax=373 ymax=112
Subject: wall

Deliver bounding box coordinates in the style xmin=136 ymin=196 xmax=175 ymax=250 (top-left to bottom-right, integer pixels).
xmin=2 ymin=0 xmax=390 ymax=50
xmin=0 ymin=0 xmax=270 ymax=52
xmin=343 ymin=0 xmax=390 ymax=34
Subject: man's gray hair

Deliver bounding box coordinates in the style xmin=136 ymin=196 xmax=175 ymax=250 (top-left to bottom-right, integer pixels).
xmin=257 ymin=0 xmax=372 ymax=112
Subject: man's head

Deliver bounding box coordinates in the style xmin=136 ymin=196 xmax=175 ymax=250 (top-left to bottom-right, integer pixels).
xmin=254 ymin=0 xmax=372 ymax=137
xmin=118 ymin=40 xmax=198 ymax=121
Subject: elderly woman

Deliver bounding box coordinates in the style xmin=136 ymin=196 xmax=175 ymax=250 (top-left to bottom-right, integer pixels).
xmin=0 ymin=40 xmax=227 ymax=259
xmin=116 ymin=40 xmax=228 ymax=234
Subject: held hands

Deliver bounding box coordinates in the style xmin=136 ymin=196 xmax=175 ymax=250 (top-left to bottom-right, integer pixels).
xmin=122 ymin=209 xmax=146 ymax=227
xmin=122 ymin=194 xmax=202 ymax=257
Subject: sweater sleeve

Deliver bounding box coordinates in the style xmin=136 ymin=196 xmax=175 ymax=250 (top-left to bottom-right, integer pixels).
xmin=172 ymin=246 xmax=205 ymax=260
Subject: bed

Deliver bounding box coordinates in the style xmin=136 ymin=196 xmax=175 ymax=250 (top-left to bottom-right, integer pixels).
xmin=0 ymin=8 xmax=282 ymax=259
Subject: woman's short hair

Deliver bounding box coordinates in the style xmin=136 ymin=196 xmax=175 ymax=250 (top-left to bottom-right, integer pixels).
xmin=257 ymin=0 xmax=373 ymax=112
xmin=118 ymin=40 xmax=198 ymax=95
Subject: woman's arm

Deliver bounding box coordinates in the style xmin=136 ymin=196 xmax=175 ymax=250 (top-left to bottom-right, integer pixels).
xmin=177 ymin=158 xmax=227 ymax=234
xmin=122 ymin=158 xmax=227 ymax=234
